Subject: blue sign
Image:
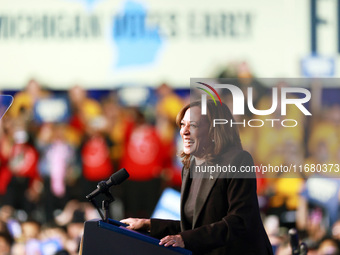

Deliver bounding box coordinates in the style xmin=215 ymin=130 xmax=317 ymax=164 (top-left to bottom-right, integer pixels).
xmin=0 ymin=95 xmax=13 ymax=120
xmin=33 ymin=97 xmax=70 ymax=123
xmin=152 ymin=188 xmax=181 ymax=220
xmin=301 ymin=55 xmax=335 ymax=77
xmin=301 ymin=177 xmax=340 ymax=226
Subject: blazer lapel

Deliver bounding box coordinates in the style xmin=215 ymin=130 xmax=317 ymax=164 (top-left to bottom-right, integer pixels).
xmin=180 ymin=159 xmax=193 ymax=231
xmin=188 ymin=148 xmax=241 ymax=228
xmin=192 ymin=175 xmax=219 ymax=228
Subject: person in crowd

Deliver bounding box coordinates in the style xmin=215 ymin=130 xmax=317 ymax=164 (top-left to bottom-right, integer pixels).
xmin=332 ymin=220 xmax=340 ymax=242
xmin=36 ymin=123 xmax=75 ymax=223
xmin=100 ymin=95 xmax=125 ymax=170
xmin=0 ymin=232 xmax=13 ymax=255
xmin=155 ymin=83 xmax=184 ymax=188
xmin=78 ymin=114 xmax=114 ymax=202
xmin=68 ymin=85 xmax=102 ymax=136
xmin=120 ymin=108 xmax=163 ymax=218
xmin=0 ymin=116 xmax=14 ymax=201
xmin=2 ymin=120 xmax=40 ymax=216
xmin=121 ymin=100 xmax=273 ymax=255
xmin=8 ymin=79 xmax=49 ymax=120
xmin=317 ymin=238 xmax=340 ymax=255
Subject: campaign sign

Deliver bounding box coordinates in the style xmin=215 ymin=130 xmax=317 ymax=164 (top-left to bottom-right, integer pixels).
xmin=0 ymin=95 xmax=13 ymax=120
xmin=33 ymin=97 xmax=70 ymax=123
xmin=152 ymin=188 xmax=181 ymax=220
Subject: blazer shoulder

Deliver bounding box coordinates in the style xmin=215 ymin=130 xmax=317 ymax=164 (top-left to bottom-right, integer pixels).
xmin=235 ymin=150 xmax=254 ymax=163
xmin=220 ymin=148 xmax=254 ymax=164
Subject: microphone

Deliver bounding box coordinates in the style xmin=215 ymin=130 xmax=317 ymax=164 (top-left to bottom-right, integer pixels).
xmin=86 ymin=168 xmax=129 ymax=200
xmin=288 ymin=228 xmax=300 ymax=255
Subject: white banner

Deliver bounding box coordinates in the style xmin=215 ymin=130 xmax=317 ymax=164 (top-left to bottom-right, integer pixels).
xmin=0 ymin=0 xmax=334 ymax=89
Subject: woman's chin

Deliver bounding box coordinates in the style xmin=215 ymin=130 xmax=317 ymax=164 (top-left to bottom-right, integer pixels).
xmin=183 ymin=148 xmax=191 ymax=155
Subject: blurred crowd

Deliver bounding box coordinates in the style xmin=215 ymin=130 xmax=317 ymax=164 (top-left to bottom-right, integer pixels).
xmin=0 ymin=62 xmax=340 ymax=254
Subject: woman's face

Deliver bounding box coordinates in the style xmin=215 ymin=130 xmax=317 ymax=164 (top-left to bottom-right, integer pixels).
xmin=180 ymin=106 xmax=210 ymax=157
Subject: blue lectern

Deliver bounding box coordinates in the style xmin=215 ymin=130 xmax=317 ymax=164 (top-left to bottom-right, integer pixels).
xmin=81 ymin=219 xmax=192 ymax=255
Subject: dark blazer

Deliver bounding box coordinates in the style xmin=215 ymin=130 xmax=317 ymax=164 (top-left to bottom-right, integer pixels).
xmin=150 ymin=148 xmax=273 ymax=255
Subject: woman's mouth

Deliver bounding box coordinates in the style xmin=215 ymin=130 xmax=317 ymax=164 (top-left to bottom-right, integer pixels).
xmin=184 ymin=139 xmax=193 ymax=146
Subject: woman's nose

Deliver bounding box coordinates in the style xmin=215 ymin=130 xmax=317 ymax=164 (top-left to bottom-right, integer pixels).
xmin=183 ymin=125 xmax=190 ymax=134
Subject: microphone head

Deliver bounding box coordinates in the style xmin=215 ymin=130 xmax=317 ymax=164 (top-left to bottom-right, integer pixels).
xmin=289 ymin=228 xmax=300 ymax=255
xmin=111 ymin=168 xmax=129 ymax=185
xmin=288 ymin=228 xmax=297 ymax=237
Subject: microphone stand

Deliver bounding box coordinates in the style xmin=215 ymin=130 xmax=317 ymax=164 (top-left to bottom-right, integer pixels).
xmin=87 ymin=180 xmax=115 ymax=223
xmin=289 ymin=228 xmax=308 ymax=255
xmin=102 ymin=190 xmax=114 ymax=223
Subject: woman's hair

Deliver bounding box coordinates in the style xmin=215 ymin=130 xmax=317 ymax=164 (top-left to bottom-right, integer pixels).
xmin=176 ymin=100 xmax=242 ymax=168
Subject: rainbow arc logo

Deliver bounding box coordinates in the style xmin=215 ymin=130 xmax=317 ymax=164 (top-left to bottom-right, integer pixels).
xmin=196 ymin=82 xmax=222 ymax=106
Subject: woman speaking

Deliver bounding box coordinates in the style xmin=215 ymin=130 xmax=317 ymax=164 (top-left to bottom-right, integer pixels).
xmin=121 ymin=100 xmax=273 ymax=255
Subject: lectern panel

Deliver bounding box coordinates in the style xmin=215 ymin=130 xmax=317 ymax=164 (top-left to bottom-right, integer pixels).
xmin=81 ymin=219 xmax=192 ymax=255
